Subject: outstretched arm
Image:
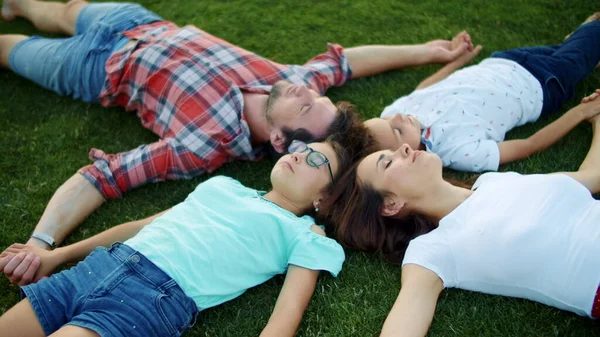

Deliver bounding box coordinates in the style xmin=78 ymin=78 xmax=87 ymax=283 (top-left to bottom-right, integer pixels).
xmin=345 ymin=31 xmax=473 ymax=79
xmin=498 ymin=90 xmax=600 ymax=166
xmin=556 ymin=90 xmax=600 ymax=193
xmin=415 ymin=31 xmax=482 ymax=90
xmin=380 ymin=264 xmax=443 ymax=337
xmin=259 ymin=265 xmax=320 ymax=337
xmin=0 ymin=210 xmax=168 ymax=285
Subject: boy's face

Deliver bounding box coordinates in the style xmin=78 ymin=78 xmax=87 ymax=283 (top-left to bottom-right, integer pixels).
xmin=364 ymin=114 xmax=423 ymax=151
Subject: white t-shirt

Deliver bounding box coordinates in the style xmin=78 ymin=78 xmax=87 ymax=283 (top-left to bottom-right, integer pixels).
xmin=402 ymin=172 xmax=600 ymax=317
xmin=381 ymin=58 xmax=544 ymax=172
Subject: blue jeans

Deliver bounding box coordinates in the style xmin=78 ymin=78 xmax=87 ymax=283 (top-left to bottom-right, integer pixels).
xmin=491 ymin=20 xmax=600 ymax=115
xmin=21 ymin=243 xmax=198 ymax=337
xmin=8 ymin=2 xmax=162 ymax=103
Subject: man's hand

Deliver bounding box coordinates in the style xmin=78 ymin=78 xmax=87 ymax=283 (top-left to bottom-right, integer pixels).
xmin=425 ymin=31 xmax=474 ymax=63
xmin=446 ymin=34 xmax=483 ymax=69
xmin=0 ymin=243 xmax=62 ymax=286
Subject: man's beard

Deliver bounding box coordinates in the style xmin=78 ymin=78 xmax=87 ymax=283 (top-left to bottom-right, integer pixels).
xmin=265 ymin=81 xmax=286 ymax=125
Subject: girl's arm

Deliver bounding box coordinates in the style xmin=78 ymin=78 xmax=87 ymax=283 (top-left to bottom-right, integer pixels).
xmin=380 ymin=264 xmax=443 ymax=337
xmin=0 ymin=209 xmax=169 ymax=285
xmin=259 ymin=265 xmax=320 ymax=337
xmin=498 ymin=95 xmax=600 ymax=165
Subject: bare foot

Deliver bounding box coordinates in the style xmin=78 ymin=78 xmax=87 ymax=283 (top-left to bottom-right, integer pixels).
xmin=1 ymin=0 xmax=23 ymax=22
xmin=564 ymin=12 xmax=600 ymax=41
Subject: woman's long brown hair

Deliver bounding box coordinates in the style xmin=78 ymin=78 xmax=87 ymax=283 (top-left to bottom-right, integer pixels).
xmin=319 ymin=161 xmax=472 ymax=264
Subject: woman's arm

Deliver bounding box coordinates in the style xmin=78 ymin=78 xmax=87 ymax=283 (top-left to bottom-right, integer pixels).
xmin=380 ymin=264 xmax=443 ymax=337
xmin=498 ymin=98 xmax=600 ymax=165
xmin=259 ymin=265 xmax=320 ymax=337
xmin=0 ymin=209 xmax=169 ymax=285
xmin=553 ymin=90 xmax=600 ymax=193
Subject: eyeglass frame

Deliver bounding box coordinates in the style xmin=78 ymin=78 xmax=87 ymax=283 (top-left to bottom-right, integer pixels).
xmin=287 ymin=140 xmax=335 ymax=184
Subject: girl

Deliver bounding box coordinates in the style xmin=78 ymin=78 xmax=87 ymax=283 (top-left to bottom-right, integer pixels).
xmin=0 ymin=137 xmax=356 ymax=337
xmin=365 ymin=14 xmax=600 ymax=173
xmin=322 ymin=90 xmax=600 ymax=336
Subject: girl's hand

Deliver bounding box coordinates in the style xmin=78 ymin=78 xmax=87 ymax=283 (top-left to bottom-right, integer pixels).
xmin=0 ymin=243 xmax=63 ymax=285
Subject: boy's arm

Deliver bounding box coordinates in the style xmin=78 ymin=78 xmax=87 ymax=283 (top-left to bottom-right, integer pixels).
xmin=498 ymin=98 xmax=600 ymax=165
xmin=259 ymin=264 xmax=320 ymax=337
xmin=0 ymin=209 xmax=169 ymax=285
xmin=416 ymin=33 xmax=482 ymax=90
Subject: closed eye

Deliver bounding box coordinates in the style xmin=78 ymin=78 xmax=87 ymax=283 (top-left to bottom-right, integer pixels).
xmin=385 ymin=160 xmax=392 ymax=169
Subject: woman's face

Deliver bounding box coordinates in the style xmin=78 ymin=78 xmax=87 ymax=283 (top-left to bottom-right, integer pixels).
xmin=356 ymin=144 xmax=442 ymax=214
xmin=271 ymin=141 xmax=339 ymax=207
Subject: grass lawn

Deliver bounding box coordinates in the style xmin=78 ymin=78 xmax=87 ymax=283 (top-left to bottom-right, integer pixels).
xmin=1 ymin=0 xmax=600 ymax=336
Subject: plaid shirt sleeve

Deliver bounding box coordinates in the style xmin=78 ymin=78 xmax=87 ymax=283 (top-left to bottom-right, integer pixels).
xmin=301 ymin=43 xmax=353 ymax=95
xmin=78 ymin=137 xmax=232 ymax=199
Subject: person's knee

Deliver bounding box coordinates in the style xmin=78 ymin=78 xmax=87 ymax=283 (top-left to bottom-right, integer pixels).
xmin=60 ymin=0 xmax=88 ymax=35
xmin=0 ymin=34 xmax=28 ymax=68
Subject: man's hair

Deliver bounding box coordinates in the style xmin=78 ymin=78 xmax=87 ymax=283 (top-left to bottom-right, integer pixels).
xmin=268 ymin=101 xmax=374 ymax=159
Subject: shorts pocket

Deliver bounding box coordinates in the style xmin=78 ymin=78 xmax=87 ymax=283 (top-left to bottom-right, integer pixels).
xmin=86 ymin=263 xmax=132 ymax=299
xmin=155 ymin=293 xmax=193 ymax=336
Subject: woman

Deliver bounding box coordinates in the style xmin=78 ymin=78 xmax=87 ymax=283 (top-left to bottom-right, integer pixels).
xmin=364 ymin=14 xmax=600 ymax=173
xmin=322 ymin=90 xmax=600 ymax=336
xmin=0 ymin=133 xmax=364 ymax=337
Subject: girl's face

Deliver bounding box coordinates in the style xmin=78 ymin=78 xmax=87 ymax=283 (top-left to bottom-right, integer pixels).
xmin=356 ymin=144 xmax=442 ymax=215
xmin=271 ymin=141 xmax=339 ymax=208
xmin=364 ymin=115 xmax=422 ymax=152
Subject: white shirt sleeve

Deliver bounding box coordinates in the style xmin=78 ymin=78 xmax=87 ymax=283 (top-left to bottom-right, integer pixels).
xmin=444 ymin=139 xmax=500 ymax=172
xmin=402 ymin=232 xmax=456 ymax=288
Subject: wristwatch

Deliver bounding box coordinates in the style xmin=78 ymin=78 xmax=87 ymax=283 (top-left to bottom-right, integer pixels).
xmin=30 ymin=232 xmax=56 ymax=249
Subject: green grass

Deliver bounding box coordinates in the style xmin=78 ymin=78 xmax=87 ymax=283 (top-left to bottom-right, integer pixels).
xmin=1 ymin=0 xmax=600 ymax=336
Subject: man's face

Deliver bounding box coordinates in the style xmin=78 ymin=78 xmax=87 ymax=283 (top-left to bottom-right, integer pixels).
xmin=266 ymin=81 xmax=337 ymax=153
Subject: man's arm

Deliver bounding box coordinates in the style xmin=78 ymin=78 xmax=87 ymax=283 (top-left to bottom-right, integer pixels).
xmin=26 ymin=173 xmax=105 ymax=250
xmin=415 ymin=32 xmax=482 ymax=90
xmin=0 ymin=210 xmax=168 ymax=285
xmin=259 ymin=265 xmax=320 ymax=337
xmin=498 ymin=97 xmax=600 ymax=165
xmin=380 ymin=264 xmax=443 ymax=337
xmin=345 ymin=31 xmax=473 ymax=79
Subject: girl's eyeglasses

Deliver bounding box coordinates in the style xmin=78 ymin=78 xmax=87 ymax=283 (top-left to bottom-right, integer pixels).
xmin=288 ymin=140 xmax=335 ymax=184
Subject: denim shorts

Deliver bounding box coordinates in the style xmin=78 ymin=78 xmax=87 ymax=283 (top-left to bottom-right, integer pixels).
xmin=491 ymin=20 xmax=600 ymax=116
xmin=9 ymin=2 xmax=162 ymax=103
xmin=21 ymin=243 xmax=198 ymax=337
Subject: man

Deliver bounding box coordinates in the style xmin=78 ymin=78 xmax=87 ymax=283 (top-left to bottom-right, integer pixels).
xmin=0 ymin=0 xmax=469 ymax=281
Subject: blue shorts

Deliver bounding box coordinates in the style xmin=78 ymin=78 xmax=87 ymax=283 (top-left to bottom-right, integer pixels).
xmin=491 ymin=20 xmax=600 ymax=116
xmin=21 ymin=243 xmax=198 ymax=337
xmin=8 ymin=2 xmax=162 ymax=103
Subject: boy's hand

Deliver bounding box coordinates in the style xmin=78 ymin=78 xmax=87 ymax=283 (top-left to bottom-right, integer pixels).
xmin=574 ymin=89 xmax=600 ymax=124
xmin=425 ymin=31 xmax=473 ymax=63
xmin=582 ymin=89 xmax=600 ymax=104
xmin=448 ymin=42 xmax=483 ymax=69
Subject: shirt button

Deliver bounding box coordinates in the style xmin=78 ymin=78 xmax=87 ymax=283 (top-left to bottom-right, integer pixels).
xmin=131 ymin=255 xmax=140 ymax=263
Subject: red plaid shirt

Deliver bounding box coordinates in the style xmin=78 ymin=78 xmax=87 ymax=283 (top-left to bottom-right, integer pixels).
xmin=78 ymin=21 xmax=352 ymax=199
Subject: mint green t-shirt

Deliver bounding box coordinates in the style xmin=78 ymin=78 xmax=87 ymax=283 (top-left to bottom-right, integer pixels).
xmin=125 ymin=176 xmax=345 ymax=310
